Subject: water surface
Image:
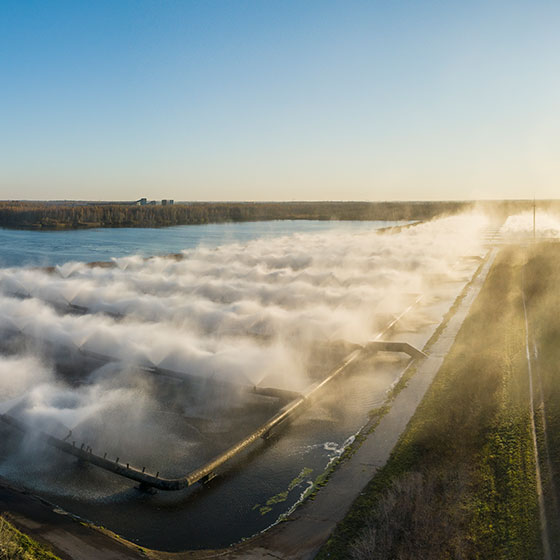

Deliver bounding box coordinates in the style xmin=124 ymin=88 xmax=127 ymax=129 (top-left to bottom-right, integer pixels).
xmin=0 ymin=220 xmax=403 ymax=268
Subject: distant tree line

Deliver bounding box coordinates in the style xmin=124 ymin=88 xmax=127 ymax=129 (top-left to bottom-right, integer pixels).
xmin=0 ymin=199 xmax=552 ymax=230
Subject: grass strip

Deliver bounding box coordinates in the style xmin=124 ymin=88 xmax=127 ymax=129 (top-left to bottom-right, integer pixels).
xmin=524 ymin=242 xmax=560 ymax=553
xmin=0 ymin=516 xmax=61 ymax=560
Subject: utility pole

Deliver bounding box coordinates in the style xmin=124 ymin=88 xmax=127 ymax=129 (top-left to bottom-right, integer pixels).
xmin=533 ymin=197 xmax=536 ymax=241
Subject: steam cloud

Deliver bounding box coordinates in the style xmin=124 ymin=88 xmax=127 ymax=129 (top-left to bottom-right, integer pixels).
xmin=501 ymin=211 xmax=560 ymax=237
xmin=0 ymin=214 xmax=489 ymax=477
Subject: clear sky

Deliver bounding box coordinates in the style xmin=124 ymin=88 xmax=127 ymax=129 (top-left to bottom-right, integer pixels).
xmin=1 ymin=0 xmax=559 ymax=201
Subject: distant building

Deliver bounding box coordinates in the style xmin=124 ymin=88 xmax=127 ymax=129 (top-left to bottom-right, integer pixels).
xmin=136 ymin=198 xmax=147 ymax=206
xmin=161 ymin=199 xmax=174 ymax=206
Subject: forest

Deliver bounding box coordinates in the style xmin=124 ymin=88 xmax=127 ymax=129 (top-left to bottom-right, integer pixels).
xmin=0 ymin=200 xmax=544 ymax=230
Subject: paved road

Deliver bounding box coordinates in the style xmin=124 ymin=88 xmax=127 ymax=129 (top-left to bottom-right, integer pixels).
xmin=0 ymin=480 xmax=144 ymax=560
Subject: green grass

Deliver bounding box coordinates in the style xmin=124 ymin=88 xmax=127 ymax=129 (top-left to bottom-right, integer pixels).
xmin=0 ymin=516 xmax=60 ymax=560
xmin=524 ymin=242 xmax=560 ymax=553
xmin=317 ymin=246 xmax=541 ymax=560
xmin=253 ymin=467 xmax=315 ymax=516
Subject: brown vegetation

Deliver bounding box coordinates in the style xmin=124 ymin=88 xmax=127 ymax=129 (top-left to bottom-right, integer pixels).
xmin=349 ymin=471 xmax=470 ymax=560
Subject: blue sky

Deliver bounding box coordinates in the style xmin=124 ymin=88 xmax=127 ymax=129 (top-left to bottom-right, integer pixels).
xmin=1 ymin=1 xmax=559 ymax=201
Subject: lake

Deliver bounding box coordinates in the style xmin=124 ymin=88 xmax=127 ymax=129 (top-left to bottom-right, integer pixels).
xmin=0 ymin=220 xmax=404 ymax=268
